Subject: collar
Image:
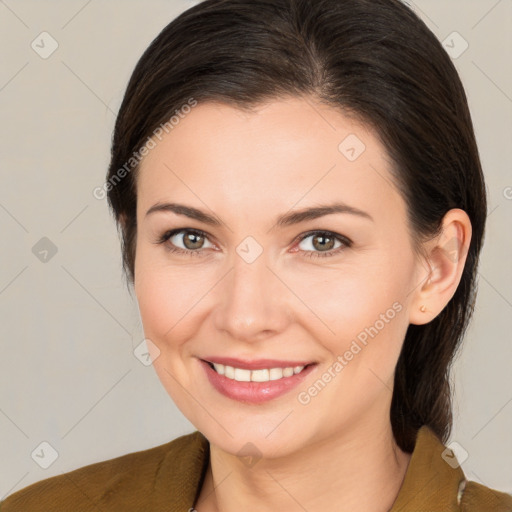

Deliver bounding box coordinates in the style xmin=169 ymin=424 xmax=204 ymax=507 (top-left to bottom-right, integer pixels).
xmin=389 ymin=425 xmax=466 ymax=511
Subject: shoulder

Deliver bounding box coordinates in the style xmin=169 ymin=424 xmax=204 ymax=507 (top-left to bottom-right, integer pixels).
xmin=0 ymin=430 xmax=207 ymax=512
xmin=461 ymin=480 xmax=512 ymax=511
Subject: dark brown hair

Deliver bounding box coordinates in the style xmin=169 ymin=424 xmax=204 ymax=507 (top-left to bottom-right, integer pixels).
xmin=106 ymin=0 xmax=487 ymax=452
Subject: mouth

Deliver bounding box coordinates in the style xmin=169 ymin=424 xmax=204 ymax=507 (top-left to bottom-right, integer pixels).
xmin=199 ymin=358 xmax=318 ymax=403
xmin=203 ymin=360 xmax=316 ymax=383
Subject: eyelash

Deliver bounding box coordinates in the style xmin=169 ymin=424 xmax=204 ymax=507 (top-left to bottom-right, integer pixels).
xmin=155 ymin=228 xmax=352 ymax=259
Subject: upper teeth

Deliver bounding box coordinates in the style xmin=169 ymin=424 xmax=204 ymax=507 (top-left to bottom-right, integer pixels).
xmin=212 ymin=363 xmax=305 ymax=382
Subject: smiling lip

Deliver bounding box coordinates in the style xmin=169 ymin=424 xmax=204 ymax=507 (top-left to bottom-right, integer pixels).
xmin=202 ymin=356 xmax=315 ymax=370
xmin=199 ymin=358 xmax=317 ymax=404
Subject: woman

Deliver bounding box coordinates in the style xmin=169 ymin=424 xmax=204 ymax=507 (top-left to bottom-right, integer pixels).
xmin=2 ymin=0 xmax=511 ymax=510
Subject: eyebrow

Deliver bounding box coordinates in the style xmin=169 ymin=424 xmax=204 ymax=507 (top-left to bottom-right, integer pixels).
xmin=145 ymin=201 xmax=374 ymax=227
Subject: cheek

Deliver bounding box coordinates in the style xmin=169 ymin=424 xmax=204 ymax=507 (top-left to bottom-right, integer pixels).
xmin=134 ymin=263 xmax=206 ymax=401
xmin=285 ymin=254 xmax=413 ymax=373
xmin=134 ymin=246 xmax=201 ymax=342
xmin=291 ymin=260 xmax=407 ymax=331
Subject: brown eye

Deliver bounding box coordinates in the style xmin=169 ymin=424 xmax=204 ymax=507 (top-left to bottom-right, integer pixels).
xmin=159 ymin=229 xmax=214 ymax=253
xmin=299 ymin=232 xmax=339 ymax=252
xmin=313 ymin=234 xmax=336 ymax=251
xmin=296 ymin=231 xmax=351 ymax=258
xmin=182 ymin=231 xmax=205 ymax=250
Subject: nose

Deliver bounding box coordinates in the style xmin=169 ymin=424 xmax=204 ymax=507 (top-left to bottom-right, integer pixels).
xmin=212 ymin=251 xmax=292 ymax=343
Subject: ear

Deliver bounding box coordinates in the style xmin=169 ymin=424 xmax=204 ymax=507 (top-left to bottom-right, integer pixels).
xmin=409 ymin=208 xmax=472 ymax=325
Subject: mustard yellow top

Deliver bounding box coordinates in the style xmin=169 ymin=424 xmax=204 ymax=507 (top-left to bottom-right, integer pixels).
xmin=1 ymin=426 xmax=511 ymax=511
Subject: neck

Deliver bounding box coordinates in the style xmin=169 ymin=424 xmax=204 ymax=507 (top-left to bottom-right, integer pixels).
xmin=196 ymin=420 xmax=411 ymax=512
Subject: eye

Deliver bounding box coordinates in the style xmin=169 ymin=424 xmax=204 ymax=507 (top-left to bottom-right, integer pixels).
xmin=295 ymin=230 xmax=351 ymax=258
xmin=155 ymin=228 xmax=351 ymax=259
xmin=155 ymin=228 xmax=215 ymax=256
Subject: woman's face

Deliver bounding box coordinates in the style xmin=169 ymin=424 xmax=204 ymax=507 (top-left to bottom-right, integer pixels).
xmin=134 ymin=97 xmax=427 ymax=457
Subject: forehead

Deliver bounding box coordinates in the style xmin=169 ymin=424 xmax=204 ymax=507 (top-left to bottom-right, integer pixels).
xmin=136 ymin=97 xmax=403 ymax=225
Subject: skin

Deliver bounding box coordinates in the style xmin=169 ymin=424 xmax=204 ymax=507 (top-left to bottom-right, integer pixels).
xmin=132 ymin=96 xmax=472 ymax=512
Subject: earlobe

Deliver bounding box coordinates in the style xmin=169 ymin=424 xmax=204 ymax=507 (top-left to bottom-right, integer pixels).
xmin=409 ymin=208 xmax=472 ymax=325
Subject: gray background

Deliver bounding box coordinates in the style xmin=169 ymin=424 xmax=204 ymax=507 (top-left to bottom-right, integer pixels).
xmin=1 ymin=0 xmax=511 ymax=499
